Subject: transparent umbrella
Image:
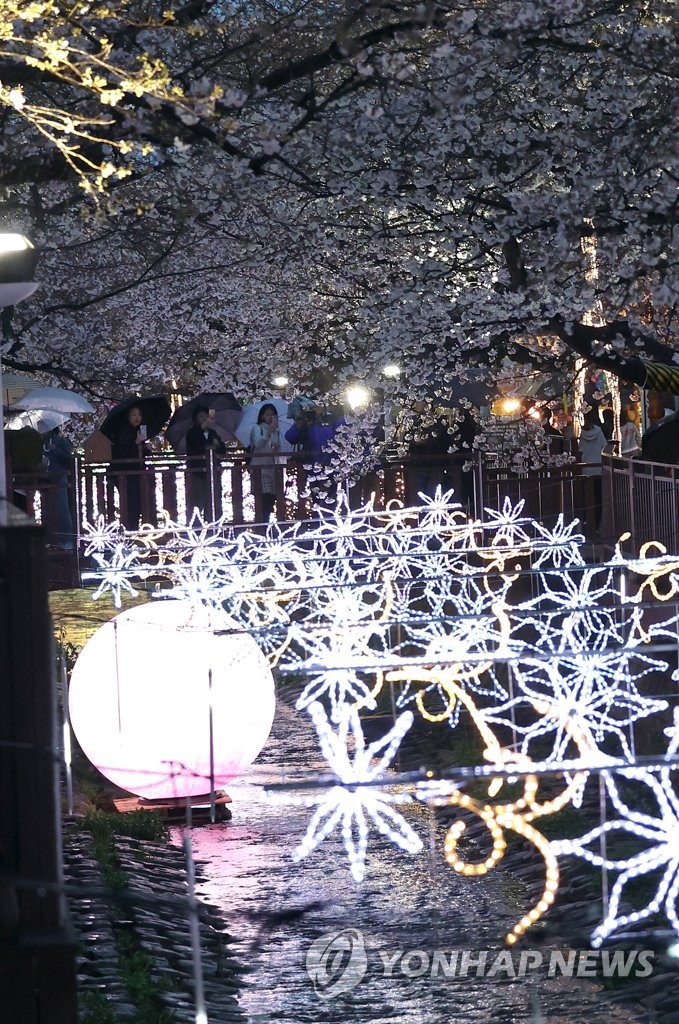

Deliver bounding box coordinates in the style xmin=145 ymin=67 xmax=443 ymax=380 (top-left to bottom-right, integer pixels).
xmin=2 ymin=372 xmax=42 ymax=409
xmin=6 ymin=408 xmax=70 ymax=433
xmin=235 ymin=398 xmax=294 ymax=451
xmin=13 ymin=386 xmax=94 ymax=414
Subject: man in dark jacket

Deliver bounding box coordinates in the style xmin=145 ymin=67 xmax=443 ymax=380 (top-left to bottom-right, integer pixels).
xmin=185 ymin=406 xmax=226 ymax=517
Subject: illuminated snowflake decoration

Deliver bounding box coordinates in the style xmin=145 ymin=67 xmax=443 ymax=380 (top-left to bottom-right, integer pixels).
xmin=286 ymin=582 xmax=393 ymax=721
xmin=481 ymin=495 xmax=533 ymax=549
xmin=81 ymin=491 xmax=679 ymax=940
xmin=483 ymin=649 xmax=669 ymax=767
xmin=552 ymin=718 xmax=679 ymax=944
xmin=270 ymin=701 xmax=422 ymax=881
xmin=85 ymin=543 xmax=145 ymax=605
xmin=416 ymin=485 xmax=467 ymax=531
xmin=394 ymin=599 xmax=515 ymax=727
xmin=81 ymin=514 xmax=126 ymax=556
xmin=531 ymin=514 xmax=586 ymax=569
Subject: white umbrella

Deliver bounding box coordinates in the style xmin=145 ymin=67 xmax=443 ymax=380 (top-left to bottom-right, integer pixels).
xmin=6 ymin=408 xmax=70 ymax=433
xmin=12 ymin=386 xmax=94 ymax=414
xmin=2 ymin=372 xmax=42 ymax=409
xmin=235 ymin=398 xmax=294 ymax=451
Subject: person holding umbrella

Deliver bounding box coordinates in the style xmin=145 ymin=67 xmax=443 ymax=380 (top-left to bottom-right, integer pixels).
xmin=185 ymin=406 xmax=226 ymax=516
xmin=43 ymin=427 xmax=74 ymax=549
xmin=250 ymin=403 xmax=284 ymax=521
xmin=101 ymin=395 xmax=171 ymax=529
xmin=109 ymin=404 xmax=147 ymax=529
xmin=234 ymin=398 xmax=293 ymax=522
xmin=165 ymin=392 xmax=241 ymax=456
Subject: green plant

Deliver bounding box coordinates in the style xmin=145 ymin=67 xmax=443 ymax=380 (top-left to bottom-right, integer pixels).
xmin=117 ymin=932 xmax=177 ymax=1023
xmin=80 ymin=809 xmax=169 ymax=843
xmin=55 ymin=627 xmax=82 ymax=676
xmin=75 ymin=816 xmax=178 ymax=1024
xmin=79 ymin=990 xmax=118 ymax=1024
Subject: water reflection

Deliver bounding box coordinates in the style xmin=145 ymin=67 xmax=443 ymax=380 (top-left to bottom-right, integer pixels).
xmin=175 ymin=704 xmax=643 ymax=1024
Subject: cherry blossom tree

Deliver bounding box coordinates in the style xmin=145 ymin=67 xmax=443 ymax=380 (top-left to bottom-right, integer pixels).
xmin=2 ymin=0 xmax=679 ymax=408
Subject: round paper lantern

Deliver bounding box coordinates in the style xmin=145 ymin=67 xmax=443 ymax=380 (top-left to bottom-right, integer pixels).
xmin=69 ymin=601 xmax=275 ymax=799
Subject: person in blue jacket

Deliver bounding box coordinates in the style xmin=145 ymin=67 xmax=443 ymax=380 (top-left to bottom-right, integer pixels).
xmin=285 ymin=405 xmax=345 ymax=508
xmin=43 ymin=427 xmax=74 ymax=549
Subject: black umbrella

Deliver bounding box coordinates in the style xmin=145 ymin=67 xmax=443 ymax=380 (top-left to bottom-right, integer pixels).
xmin=100 ymin=395 xmax=172 ymax=441
xmin=165 ymin=392 xmax=242 ymax=456
xmin=641 ymin=411 xmax=679 ymax=464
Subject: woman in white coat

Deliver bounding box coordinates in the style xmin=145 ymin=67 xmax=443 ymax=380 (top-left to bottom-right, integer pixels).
xmin=578 ymin=412 xmax=610 ymax=533
xmin=250 ymin=403 xmax=282 ymax=520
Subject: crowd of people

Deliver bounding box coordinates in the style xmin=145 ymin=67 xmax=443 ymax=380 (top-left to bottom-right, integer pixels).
xmin=2 ymin=390 xmax=663 ymax=537
xmin=101 ymin=398 xmax=350 ymax=527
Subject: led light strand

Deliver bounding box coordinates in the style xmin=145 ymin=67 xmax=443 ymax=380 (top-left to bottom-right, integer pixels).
xmin=273 ymin=701 xmax=423 ymax=882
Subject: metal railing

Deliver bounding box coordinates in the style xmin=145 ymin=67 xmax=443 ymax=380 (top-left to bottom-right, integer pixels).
xmin=602 ymin=453 xmax=679 ymax=551
xmin=6 ymin=450 xmax=619 ymax=547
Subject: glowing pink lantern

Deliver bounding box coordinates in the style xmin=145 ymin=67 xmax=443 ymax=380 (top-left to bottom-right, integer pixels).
xmin=69 ymin=601 xmax=275 ymax=799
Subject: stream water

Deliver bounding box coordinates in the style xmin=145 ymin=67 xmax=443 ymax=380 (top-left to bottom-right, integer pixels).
xmin=176 ymin=703 xmax=648 ymax=1024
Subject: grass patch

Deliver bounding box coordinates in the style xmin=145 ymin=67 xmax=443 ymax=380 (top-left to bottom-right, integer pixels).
xmin=78 ymin=813 xmax=178 ymax=1024
xmin=80 ymin=990 xmax=118 ymax=1024
xmin=80 ymin=809 xmax=169 ymax=843
xmin=117 ymin=931 xmax=177 ymax=1024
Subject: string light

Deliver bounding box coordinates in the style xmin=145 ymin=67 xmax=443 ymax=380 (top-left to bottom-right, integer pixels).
xmin=413 ymin=683 xmax=590 ymax=944
xmin=272 ymin=701 xmax=423 ymax=881
xmin=553 ymin=766 xmax=679 ymax=945
xmin=81 ymin=492 xmax=679 ymax=944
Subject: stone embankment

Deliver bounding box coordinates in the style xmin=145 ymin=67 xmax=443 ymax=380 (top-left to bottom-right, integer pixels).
xmin=63 ymin=823 xmax=244 ymax=1023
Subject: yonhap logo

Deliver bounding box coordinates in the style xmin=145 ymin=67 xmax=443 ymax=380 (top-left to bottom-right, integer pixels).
xmin=306 ymin=928 xmax=368 ymax=998
xmin=305 ymin=933 xmax=655 ymax=998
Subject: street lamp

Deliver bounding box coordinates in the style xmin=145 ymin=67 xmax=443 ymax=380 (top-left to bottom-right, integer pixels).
xmin=272 ymin=375 xmax=289 ymax=388
xmin=382 ymin=364 xmax=401 ymax=379
xmin=345 ymin=384 xmax=370 ymax=411
xmin=0 ymin=233 xmax=39 ymax=505
xmin=499 ymin=397 xmax=522 ymax=416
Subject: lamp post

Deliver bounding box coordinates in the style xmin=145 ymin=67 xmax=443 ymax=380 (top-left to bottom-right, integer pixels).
xmin=0 ymin=233 xmax=39 ymax=507
xmin=382 ymin=364 xmax=401 ymax=442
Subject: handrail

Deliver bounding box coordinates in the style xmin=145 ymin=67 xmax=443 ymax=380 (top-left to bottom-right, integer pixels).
xmin=602 ymin=452 xmax=679 ymax=551
xmin=7 ymin=449 xmax=612 ymax=542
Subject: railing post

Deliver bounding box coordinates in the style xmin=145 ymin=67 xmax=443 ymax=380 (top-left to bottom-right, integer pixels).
xmin=601 ymin=456 xmax=611 ymax=537
xmin=251 ymin=466 xmax=264 ymax=523
xmin=231 ymin=458 xmax=245 ymax=524
xmin=474 ymin=454 xmax=484 ymax=518
xmin=628 ymin=460 xmax=637 ymax=550
xmin=161 ymin=462 xmax=178 ymax=522
xmin=98 ymin=467 xmax=110 ymax=525
xmin=275 ymin=457 xmax=287 ymax=520
xmin=295 ymin=463 xmax=309 ymax=521
xmin=207 ymin=451 xmax=217 ymax=522
xmin=140 ymin=461 xmax=156 ymax=526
